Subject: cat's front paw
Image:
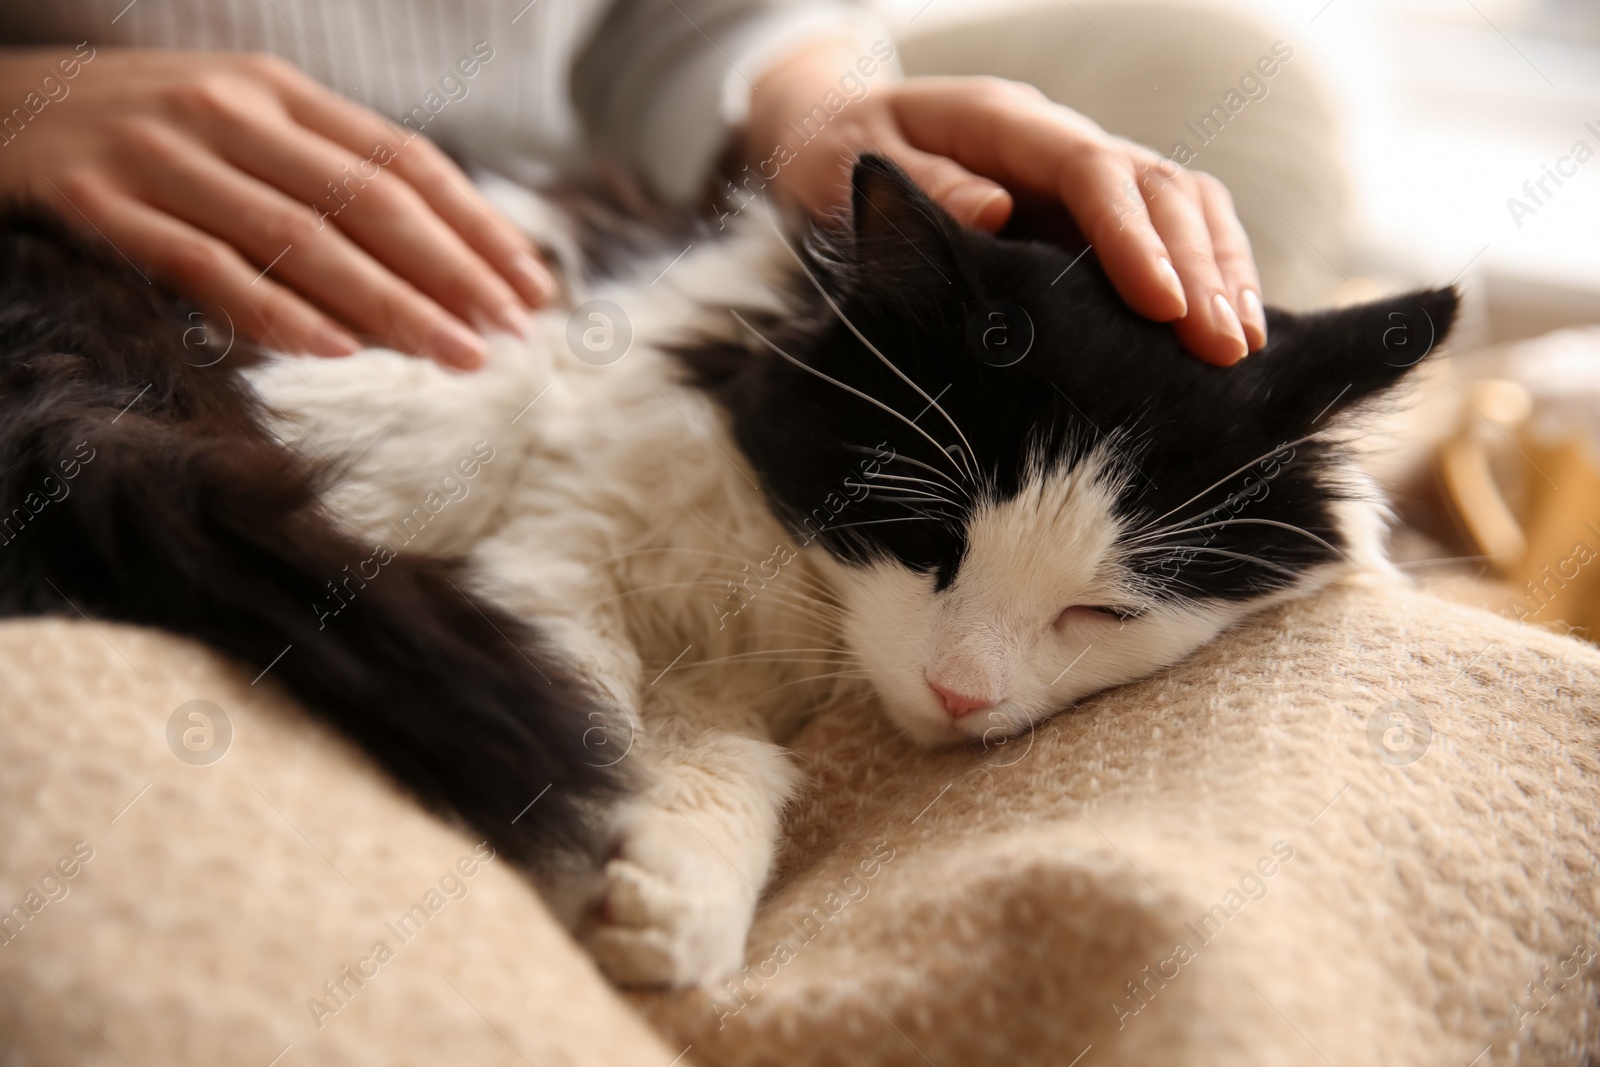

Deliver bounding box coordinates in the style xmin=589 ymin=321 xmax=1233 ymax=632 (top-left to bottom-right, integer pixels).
xmin=587 ymin=803 xmax=759 ymax=989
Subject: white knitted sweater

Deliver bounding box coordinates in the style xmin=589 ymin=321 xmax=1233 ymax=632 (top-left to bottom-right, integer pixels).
xmin=0 ymin=0 xmax=889 ymax=199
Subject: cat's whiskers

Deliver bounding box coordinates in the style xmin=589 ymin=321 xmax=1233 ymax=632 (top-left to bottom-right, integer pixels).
xmin=1123 ymin=544 xmax=1304 ymax=581
xmin=766 ymin=216 xmax=981 ymax=486
xmin=737 ymin=588 xmax=850 ymax=625
xmin=706 ymin=577 xmax=853 ymax=624
xmin=863 ymin=470 xmax=964 ymax=504
xmin=733 ymin=310 xmax=970 ymax=487
xmin=668 ymin=649 xmax=861 ymax=671
xmin=582 ymin=572 xmax=848 ymax=623
xmin=847 ymin=445 xmax=969 ymax=499
xmin=1127 ymin=517 xmax=1348 ymax=559
xmin=761 ymin=626 xmax=858 ymax=645
xmin=590 ymin=544 xmax=774 ymax=570
xmin=666 ymin=643 xmax=859 ymax=662
xmin=1133 ymin=432 xmax=1322 ymax=533
xmin=760 ymin=668 xmax=873 ymax=697
xmin=1126 ymin=573 xmax=1207 ymax=604
xmin=864 ymin=483 xmax=962 ymax=509
xmin=583 ymin=580 xmax=849 ymax=636
xmin=655 ymin=494 xmax=861 ymax=613
xmin=700 ymin=577 xmax=849 ymax=617
xmin=593 ymin=543 xmax=844 ymax=604
xmin=671 ymin=489 xmax=792 ymax=557
xmin=871 ymin=494 xmax=961 ymax=513
xmin=825 ymin=515 xmax=956 ymax=534
xmin=752 ymin=566 xmax=844 ymax=607
xmin=583 ymin=578 xmax=730 ymax=609
xmin=1130 ymin=503 xmax=1289 ymax=544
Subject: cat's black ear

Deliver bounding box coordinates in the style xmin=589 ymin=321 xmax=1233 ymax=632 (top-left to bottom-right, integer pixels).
xmin=849 ymin=154 xmax=964 ymax=292
xmin=1259 ymin=285 xmax=1460 ymax=429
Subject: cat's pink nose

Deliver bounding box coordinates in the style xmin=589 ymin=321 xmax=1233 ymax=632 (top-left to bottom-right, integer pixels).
xmin=928 ymin=679 xmax=994 ymax=719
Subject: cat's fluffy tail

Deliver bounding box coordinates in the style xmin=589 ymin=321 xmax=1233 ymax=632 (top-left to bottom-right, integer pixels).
xmin=0 ymin=209 xmax=617 ymax=866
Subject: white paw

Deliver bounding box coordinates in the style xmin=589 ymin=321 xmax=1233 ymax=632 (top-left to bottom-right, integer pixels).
xmin=587 ymin=802 xmax=759 ymax=989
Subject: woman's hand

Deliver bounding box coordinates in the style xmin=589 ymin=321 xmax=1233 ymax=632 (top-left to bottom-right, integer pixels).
xmin=743 ymin=42 xmax=1266 ymax=366
xmin=0 ymin=48 xmax=558 ymax=368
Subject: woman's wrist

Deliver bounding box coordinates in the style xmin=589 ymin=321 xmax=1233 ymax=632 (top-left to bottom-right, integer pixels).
xmin=736 ymin=35 xmax=897 ymax=201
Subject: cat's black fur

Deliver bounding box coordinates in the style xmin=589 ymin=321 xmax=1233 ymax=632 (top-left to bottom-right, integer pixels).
xmin=0 ymin=209 xmax=619 ymax=864
xmin=681 ymin=156 xmax=1458 ymax=602
xmin=0 ymin=157 xmax=1457 ymax=868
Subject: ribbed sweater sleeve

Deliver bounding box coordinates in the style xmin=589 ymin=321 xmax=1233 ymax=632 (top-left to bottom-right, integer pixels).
xmin=571 ymin=0 xmax=892 ymax=200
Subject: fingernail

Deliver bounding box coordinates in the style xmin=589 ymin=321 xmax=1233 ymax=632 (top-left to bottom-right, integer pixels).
xmin=509 ymin=254 xmax=558 ymax=306
xmin=949 ymin=186 xmax=1009 ymax=228
xmin=311 ymin=324 xmax=362 ymax=357
xmin=1156 ymin=257 xmax=1187 ymax=316
xmin=487 ymin=303 xmax=536 ymax=340
xmin=1239 ymin=288 xmax=1268 ymax=349
xmin=1211 ymin=292 xmax=1249 ymax=363
xmin=430 ymin=318 xmax=487 ymax=369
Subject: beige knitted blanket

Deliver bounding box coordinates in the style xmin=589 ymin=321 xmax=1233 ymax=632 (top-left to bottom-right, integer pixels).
xmin=2 ymin=583 xmax=1596 ymax=1065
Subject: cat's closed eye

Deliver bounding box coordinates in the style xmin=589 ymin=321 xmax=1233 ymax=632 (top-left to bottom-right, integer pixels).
xmin=1053 ymin=604 xmax=1145 ymax=629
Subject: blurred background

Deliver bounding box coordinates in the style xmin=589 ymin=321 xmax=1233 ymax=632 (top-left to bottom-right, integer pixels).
xmin=887 ymin=0 xmax=1600 ymax=639
xmin=887 ymin=0 xmax=1600 ymax=343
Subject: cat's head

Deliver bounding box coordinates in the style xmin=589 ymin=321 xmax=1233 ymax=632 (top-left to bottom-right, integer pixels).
xmin=695 ymin=155 xmax=1457 ymax=745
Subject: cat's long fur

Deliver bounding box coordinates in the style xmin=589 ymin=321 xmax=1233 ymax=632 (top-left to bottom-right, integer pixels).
xmin=0 ymin=157 xmax=1458 ymax=987
xmin=0 ymin=209 xmax=619 ymax=865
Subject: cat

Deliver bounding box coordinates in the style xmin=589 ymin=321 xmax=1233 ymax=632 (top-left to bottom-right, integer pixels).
xmin=0 ymin=155 xmax=1457 ymax=988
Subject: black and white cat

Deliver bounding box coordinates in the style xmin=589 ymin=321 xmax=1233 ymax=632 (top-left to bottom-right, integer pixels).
xmin=0 ymin=156 xmax=1456 ymax=987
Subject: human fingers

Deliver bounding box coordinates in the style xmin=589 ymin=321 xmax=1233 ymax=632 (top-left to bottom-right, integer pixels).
xmin=123 ymin=118 xmax=487 ymax=367
xmin=1193 ymin=170 xmax=1266 ymax=350
xmin=888 ymin=80 xmax=1280 ymax=358
xmin=165 ymin=65 xmax=531 ymax=342
xmin=871 ymin=129 xmax=1013 ymax=230
xmin=271 ymin=62 xmax=559 ymax=306
xmin=1133 ymin=154 xmax=1249 ymax=365
xmin=55 ymin=176 xmax=361 ymax=357
xmin=888 ymin=79 xmax=1188 ymax=324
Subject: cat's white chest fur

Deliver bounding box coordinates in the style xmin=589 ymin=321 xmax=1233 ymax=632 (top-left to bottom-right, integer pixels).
xmin=246 ymin=225 xmax=843 ymax=987
xmin=242 ymin=185 xmax=1384 ymax=990
xmin=247 ymin=222 xmax=855 ymax=730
